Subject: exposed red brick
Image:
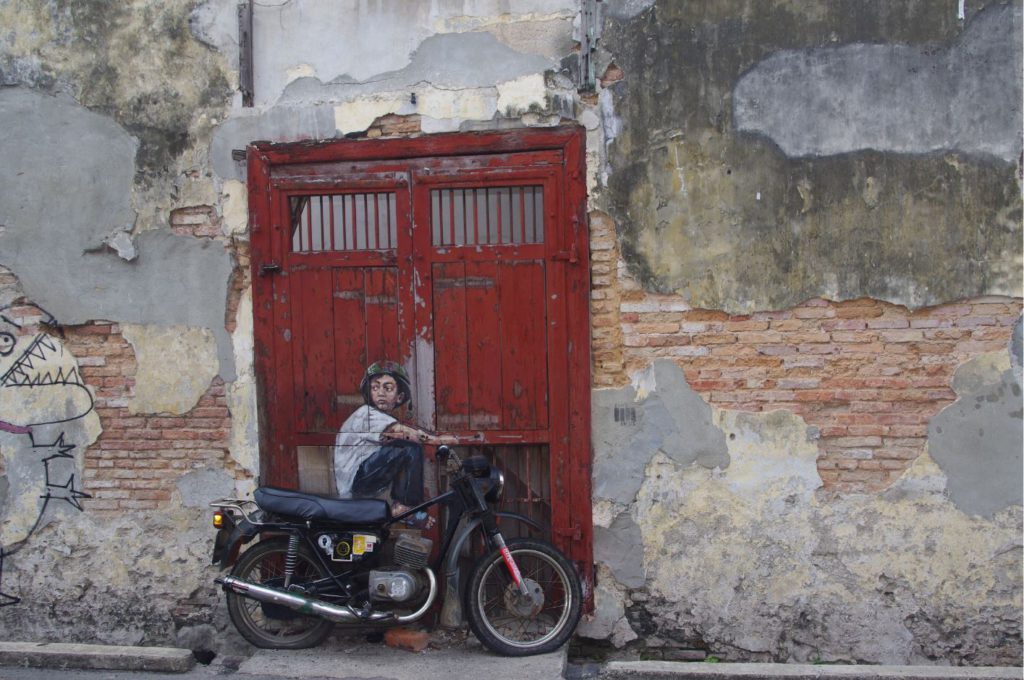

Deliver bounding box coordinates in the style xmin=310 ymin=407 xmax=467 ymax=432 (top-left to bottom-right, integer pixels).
xmin=61 ymin=323 xmax=250 ymax=513
xmin=384 ymin=627 xmax=430 ymax=652
xmin=594 ymin=274 xmax=1022 ymax=493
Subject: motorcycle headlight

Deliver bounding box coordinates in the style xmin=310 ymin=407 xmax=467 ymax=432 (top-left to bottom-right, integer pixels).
xmin=484 ymin=468 xmax=504 ymax=504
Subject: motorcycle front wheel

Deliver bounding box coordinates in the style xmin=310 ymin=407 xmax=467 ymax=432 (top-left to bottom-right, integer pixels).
xmin=465 ymin=537 xmax=582 ymax=656
xmin=226 ymin=538 xmax=334 ymax=649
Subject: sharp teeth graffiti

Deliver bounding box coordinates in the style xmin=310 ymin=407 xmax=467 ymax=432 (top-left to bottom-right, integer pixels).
xmin=0 ymin=306 xmax=94 ymax=432
xmin=0 ymin=303 xmax=97 ymax=607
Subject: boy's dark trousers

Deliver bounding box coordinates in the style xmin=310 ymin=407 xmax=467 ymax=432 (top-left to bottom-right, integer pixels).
xmin=350 ymin=440 xmax=424 ymax=506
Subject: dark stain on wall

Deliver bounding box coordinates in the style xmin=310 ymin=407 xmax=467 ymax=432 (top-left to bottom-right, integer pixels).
xmin=2 ymin=0 xmax=232 ymax=190
xmin=602 ymin=0 xmax=1022 ymax=312
xmin=54 ymin=0 xmax=231 ymax=187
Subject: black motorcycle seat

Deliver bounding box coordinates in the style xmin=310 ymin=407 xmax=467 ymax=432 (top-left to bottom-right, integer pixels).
xmin=254 ymin=487 xmax=390 ymax=524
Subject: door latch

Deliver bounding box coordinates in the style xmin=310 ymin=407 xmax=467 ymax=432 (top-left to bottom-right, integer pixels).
xmin=260 ymin=263 xmax=282 ymax=276
xmin=553 ymin=243 xmax=579 ymax=264
xmin=554 ymin=522 xmax=582 ymax=541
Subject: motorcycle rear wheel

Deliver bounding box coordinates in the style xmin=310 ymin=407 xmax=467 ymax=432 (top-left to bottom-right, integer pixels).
xmin=465 ymin=537 xmax=582 ymax=656
xmin=226 ymin=538 xmax=334 ymax=649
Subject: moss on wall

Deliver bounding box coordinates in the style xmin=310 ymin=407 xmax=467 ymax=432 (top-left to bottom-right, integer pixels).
xmin=602 ymin=0 xmax=1022 ymax=312
xmin=0 ymin=0 xmax=232 ymax=224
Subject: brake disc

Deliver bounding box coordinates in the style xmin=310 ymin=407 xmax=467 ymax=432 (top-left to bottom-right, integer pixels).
xmin=503 ymin=577 xmax=545 ymax=617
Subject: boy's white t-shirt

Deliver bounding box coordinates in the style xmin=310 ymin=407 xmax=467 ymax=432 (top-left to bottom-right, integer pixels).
xmin=333 ymin=405 xmax=397 ymax=497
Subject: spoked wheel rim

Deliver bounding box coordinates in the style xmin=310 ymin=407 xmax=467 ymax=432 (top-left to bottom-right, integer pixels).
xmin=233 ymin=549 xmax=328 ymax=645
xmin=474 ymin=548 xmax=576 ymax=650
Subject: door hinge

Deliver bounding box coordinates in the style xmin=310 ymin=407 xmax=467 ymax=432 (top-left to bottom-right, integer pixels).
xmin=554 ymin=522 xmax=582 ymax=541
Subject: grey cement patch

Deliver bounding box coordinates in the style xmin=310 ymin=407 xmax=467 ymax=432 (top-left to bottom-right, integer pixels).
xmin=734 ymin=4 xmax=1023 ymax=163
xmin=209 ymin=105 xmax=338 ymax=180
xmin=280 ymin=32 xmax=554 ymax=104
xmin=929 ymin=360 xmax=1024 ymax=517
xmin=207 ymin=15 xmax=568 ymax=188
xmin=176 ymin=468 xmax=234 ymax=508
xmin=0 ymin=87 xmax=235 ymax=378
xmin=593 ymin=360 xmax=729 ymax=506
xmin=594 ymin=511 xmax=647 ymax=588
xmin=0 ymin=88 xmax=137 ymax=253
xmin=191 ymin=0 xmax=571 ymax=107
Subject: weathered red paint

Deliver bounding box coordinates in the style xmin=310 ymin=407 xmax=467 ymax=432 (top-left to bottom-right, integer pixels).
xmin=248 ymin=127 xmax=593 ymax=602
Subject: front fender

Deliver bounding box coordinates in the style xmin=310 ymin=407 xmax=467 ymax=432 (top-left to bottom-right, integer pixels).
xmin=445 ymin=511 xmax=541 ymax=573
xmin=212 ymin=517 xmax=259 ymax=569
xmin=438 ymin=511 xmax=542 ymax=629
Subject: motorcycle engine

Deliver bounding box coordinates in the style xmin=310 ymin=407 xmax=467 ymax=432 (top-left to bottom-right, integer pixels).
xmin=369 ymin=533 xmax=433 ymax=602
xmin=369 ymin=570 xmax=419 ymax=601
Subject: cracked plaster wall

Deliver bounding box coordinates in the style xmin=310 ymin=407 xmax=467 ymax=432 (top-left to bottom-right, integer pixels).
xmin=0 ymin=488 xmax=241 ymax=652
xmin=584 ymin=360 xmax=1022 ymax=664
xmin=2 ymin=0 xmax=1022 ymax=663
xmin=121 ymin=325 xmax=220 ymax=416
xmin=0 ymin=0 xmax=586 ymax=647
xmin=201 ymin=2 xmax=579 ymax=180
xmin=600 ymin=0 xmax=1023 ymax=312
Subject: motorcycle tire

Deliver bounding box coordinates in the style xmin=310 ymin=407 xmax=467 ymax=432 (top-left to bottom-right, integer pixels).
xmin=226 ymin=538 xmax=334 ymax=649
xmin=465 ymin=537 xmax=582 ymax=656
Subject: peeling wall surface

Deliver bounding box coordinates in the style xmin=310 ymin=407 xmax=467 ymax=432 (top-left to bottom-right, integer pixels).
xmin=601 ymin=1 xmax=1023 ymax=312
xmin=0 ymin=0 xmax=1021 ymax=667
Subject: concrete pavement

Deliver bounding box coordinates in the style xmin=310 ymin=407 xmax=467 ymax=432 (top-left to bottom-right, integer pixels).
xmin=592 ymin=661 xmax=1024 ymax=680
xmin=0 ymin=638 xmax=1020 ymax=680
xmin=0 ymin=641 xmax=194 ymax=672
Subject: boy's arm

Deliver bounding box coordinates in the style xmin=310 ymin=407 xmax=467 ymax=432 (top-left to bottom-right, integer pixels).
xmin=381 ymin=422 xmax=460 ymax=446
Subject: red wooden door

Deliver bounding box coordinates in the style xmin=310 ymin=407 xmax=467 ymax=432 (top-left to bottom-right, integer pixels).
xmin=249 ymin=129 xmax=592 ymax=594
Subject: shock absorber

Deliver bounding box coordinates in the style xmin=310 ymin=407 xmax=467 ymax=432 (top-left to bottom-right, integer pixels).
xmin=283 ymin=533 xmax=300 ymax=589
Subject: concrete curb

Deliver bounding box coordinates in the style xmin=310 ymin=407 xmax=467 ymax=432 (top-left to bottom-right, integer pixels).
xmin=0 ymin=641 xmax=195 ymax=673
xmin=596 ymin=662 xmax=1024 ymax=680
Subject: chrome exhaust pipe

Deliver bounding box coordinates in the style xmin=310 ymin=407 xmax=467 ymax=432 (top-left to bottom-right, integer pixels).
xmin=215 ymin=568 xmax=437 ymax=625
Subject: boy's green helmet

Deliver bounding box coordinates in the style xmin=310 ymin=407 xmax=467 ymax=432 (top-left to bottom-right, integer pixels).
xmin=359 ymin=360 xmax=412 ymax=409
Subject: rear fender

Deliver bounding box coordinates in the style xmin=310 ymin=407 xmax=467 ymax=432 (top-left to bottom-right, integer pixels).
xmin=212 ymin=517 xmax=259 ymax=569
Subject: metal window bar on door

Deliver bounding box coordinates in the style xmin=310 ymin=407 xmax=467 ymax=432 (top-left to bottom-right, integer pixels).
xmin=430 ymin=186 xmax=544 ymax=247
xmin=290 ymin=193 xmax=398 ymax=252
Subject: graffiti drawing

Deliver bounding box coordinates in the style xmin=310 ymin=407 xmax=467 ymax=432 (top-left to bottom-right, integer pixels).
xmin=38 ymin=432 xmax=90 ymax=512
xmin=0 ymin=303 xmax=96 ymax=607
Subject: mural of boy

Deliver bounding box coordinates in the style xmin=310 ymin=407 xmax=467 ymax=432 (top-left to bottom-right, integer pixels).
xmin=333 ymin=361 xmax=457 ymax=522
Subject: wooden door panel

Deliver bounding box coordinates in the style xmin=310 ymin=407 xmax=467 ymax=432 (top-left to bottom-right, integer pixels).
xmin=433 ymin=260 xmax=549 ymax=432
xmin=464 ymin=260 xmax=503 ymax=430
xmin=293 ymin=266 xmax=336 ymax=434
xmin=331 ymin=266 xmax=403 ymax=426
xmin=433 ymin=262 xmax=470 ymax=430
xmin=291 ymin=266 xmax=401 ymax=435
xmin=331 ymin=269 xmax=370 ymax=422
xmin=498 ymin=260 xmax=548 ymax=430
xmin=364 ymin=267 xmax=400 ymax=375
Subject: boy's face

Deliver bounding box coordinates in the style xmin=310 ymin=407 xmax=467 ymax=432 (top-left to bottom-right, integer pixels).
xmin=369 ymin=374 xmax=403 ymax=412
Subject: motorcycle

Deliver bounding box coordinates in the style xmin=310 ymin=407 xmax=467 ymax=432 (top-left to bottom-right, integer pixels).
xmin=209 ymin=445 xmax=582 ymax=656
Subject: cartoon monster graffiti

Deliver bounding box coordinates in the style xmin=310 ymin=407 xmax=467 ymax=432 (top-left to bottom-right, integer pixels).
xmin=0 ymin=303 xmax=97 ymax=606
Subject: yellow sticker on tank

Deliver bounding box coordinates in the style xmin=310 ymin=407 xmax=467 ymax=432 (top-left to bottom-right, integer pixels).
xmin=353 ymin=534 xmax=366 ymax=555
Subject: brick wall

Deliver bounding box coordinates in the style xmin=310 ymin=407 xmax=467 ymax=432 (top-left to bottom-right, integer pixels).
xmin=590 ymin=212 xmax=1022 ymax=492
xmin=170 ymin=205 xmax=221 ymax=238
xmin=65 ymin=323 xmax=246 ymax=512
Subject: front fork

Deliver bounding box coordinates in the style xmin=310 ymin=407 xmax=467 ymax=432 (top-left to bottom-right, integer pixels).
xmin=483 ymin=516 xmax=531 ymax=596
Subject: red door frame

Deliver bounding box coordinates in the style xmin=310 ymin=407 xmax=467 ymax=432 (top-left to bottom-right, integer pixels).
xmin=247 ymin=127 xmax=594 ymax=596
